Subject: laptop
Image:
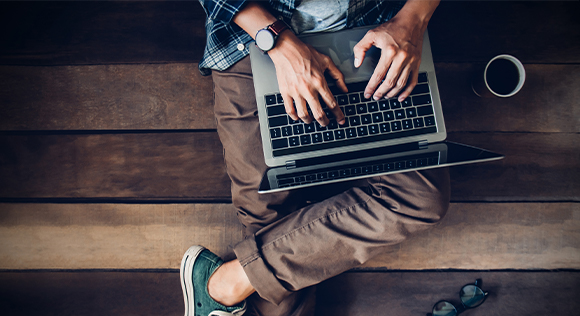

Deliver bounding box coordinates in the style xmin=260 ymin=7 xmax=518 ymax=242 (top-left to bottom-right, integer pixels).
xmin=249 ymin=26 xmax=503 ymax=193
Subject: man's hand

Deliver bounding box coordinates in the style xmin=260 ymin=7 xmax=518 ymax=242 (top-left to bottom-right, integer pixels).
xmin=353 ymin=0 xmax=439 ymax=102
xmin=268 ymin=31 xmax=348 ymax=126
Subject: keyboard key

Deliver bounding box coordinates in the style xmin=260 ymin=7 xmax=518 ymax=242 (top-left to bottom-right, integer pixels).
xmin=363 ymin=166 xmax=372 ymax=173
xmin=270 ymin=128 xmax=281 ymax=138
xmin=406 ymin=159 xmax=417 ymax=168
xmin=293 ymin=124 xmax=304 ymax=135
xmin=339 ymin=169 xmax=351 ymax=177
xmin=351 ymin=167 xmax=362 ymax=175
xmin=373 ymin=164 xmax=384 ymax=172
xmin=300 ymin=134 xmax=312 ymax=145
xmin=289 ymin=118 xmax=301 ymax=124
xmin=276 ymin=94 xmax=283 ymax=104
xmin=328 ymin=170 xmax=339 ymax=178
xmin=383 ymin=111 xmax=394 ymax=121
xmin=338 ymin=119 xmax=350 ymax=128
xmin=315 ymin=122 xmax=327 ymax=131
xmin=405 ymin=107 xmax=417 ymax=118
xmin=349 ymin=116 xmax=361 ymax=126
xmin=282 ymin=126 xmax=292 ymax=136
xmin=402 ymin=119 xmax=413 ymax=130
xmin=391 ymin=121 xmax=402 ymax=131
xmin=402 ymin=98 xmax=412 ymax=107
xmin=337 ymin=95 xmax=348 ymax=105
xmin=367 ymin=102 xmax=379 ymax=112
xmin=395 ymin=161 xmax=405 ymax=169
xmin=312 ymin=133 xmax=323 ymax=143
xmin=395 ymin=109 xmax=406 ymax=119
xmin=413 ymin=117 xmax=425 ymax=128
xmin=323 ymin=131 xmax=334 ymax=141
xmin=418 ymin=72 xmax=428 ymax=83
xmin=265 ymin=94 xmax=277 ymax=105
xmin=306 ymin=174 xmax=317 ymax=181
xmin=412 ymin=94 xmax=431 ymax=106
xmin=379 ymin=122 xmax=391 ymax=133
xmin=411 ymin=84 xmax=430 ymax=95
xmin=368 ymin=124 xmax=380 ymax=135
xmin=327 ymin=120 xmax=339 ymax=130
xmin=317 ymin=172 xmax=328 ymax=180
xmin=378 ymin=100 xmax=389 ymax=110
xmin=357 ymin=126 xmax=368 ymax=136
xmin=305 ymin=123 xmax=316 ymax=133
xmin=334 ymin=129 xmax=346 ymax=140
xmin=424 ymin=116 xmax=436 ymax=126
xmin=346 ymin=128 xmax=357 ymax=138
xmin=269 ymin=116 xmax=288 ymax=127
xmin=389 ymin=99 xmax=402 ymax=109
xmin=267 ymin=105 xmax=286 ymax=116
xmin=356 ymin=103 xmax=367 ymax=114
xmin=385 ymin=162 xmax=395 ymax=170
xmin=372 ymin=113 xmax=383 ymax=123
xmin=360 ymin=92 xmax=371 ymax=102
xmin=289 ymin=136 xmax=300 ymax=146
xmin=348 ymin=93 xmax=360 ymax=104
xmin=345 ymin=105 xmax=356 ymax=116
xmin=361 ymin=114 xmax=372 ymax=125
xmin=278 ymin=177 xmax=294 ymax=185
xmin=417 ymin=105 xmax=434 ymax=116
xmin=417 ymin=158 xmax=428 ymax=166
xmin=272 ymin=138 xmax=288 ymax=149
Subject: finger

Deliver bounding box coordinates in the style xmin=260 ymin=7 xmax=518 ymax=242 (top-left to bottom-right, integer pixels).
xmin=305 ymin=93 xmax=329 ymax=126
xmin=373 ymin=49 xmax=408 ymax=100
xmin=352 ymin=31 xmax=376 ymax=68
xmin=364 ymin=45 xmax=396 ymax=99
xmin=398 ymin=69 xmax=419 ymax=102
xmin=282 ymin=94 xmax=298 ymax=121
xmin=325 ymin=58 xmax=348 ymax=93
xmin=385 ymin=62 xmax=412 ymax=99
xmin=318 ymin=84 xmax=345 ymax=125
xmin=294 ymin=96 xmax=312 ymax=124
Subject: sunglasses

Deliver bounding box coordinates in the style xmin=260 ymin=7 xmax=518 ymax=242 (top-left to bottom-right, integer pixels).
xmin=428 ymin=279 xmax=488 ymax=316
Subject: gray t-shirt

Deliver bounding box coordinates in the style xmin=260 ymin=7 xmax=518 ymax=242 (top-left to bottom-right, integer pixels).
xmin=290 ymin=0 xmax=349 ymax=34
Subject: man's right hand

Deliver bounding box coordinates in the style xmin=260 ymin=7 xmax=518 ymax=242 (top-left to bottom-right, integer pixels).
xmin=268 ymin=31 xmax=348 ymax=126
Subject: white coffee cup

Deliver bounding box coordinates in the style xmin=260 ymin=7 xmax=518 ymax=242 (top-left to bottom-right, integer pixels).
xmin=472 ymin=54 xmax=526 ymax=98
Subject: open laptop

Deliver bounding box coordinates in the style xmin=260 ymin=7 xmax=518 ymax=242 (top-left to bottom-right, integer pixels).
xmin=249 ymin=26 xmax=503 ymax=193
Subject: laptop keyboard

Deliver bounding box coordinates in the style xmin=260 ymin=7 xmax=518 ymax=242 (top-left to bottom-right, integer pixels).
xmin=265 ymin=72 xmax=437 ymax=157
xmin=276 ymin=152 xmax=440 ymax=188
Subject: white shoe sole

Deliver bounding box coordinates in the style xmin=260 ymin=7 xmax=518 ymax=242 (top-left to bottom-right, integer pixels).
xmin=180 ymin=245 xmax=206 ymax=316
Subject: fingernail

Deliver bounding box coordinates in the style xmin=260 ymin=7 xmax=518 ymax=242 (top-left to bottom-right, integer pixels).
xmin=354 ymin=58 xmax=361 ymax=68
xmin=373 ymin=95 xmax=379 ymax=101
xmin=364 ymin=93 xmax=371 ymax=99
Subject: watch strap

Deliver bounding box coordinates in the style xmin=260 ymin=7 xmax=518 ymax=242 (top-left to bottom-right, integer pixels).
xmin=268 ymin=19 xmax=289 ymax=36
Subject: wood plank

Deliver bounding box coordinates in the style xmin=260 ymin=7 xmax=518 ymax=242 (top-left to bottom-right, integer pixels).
xmin=0 ymin=1 xmax=578 ymax=65
xmin=0 ymin=271 xmax=578 ymax=316
xmin=0 ymin=133 xmax=232 ymax=200
xmin=316 ymin=271 xmax=580 ymax=316
xmin=0 ymin=203 xmax=577 ymax=270
xmin=0 ymin=64 xmax=215 ymax=130
xmin=0 ymin=1 xmax=206 ymax=65
xmin=0 ymin=132 xmax=577 ymax=201
xmin=429 ymin=1 xmax=580 ymax=63
xmin=1 ymin=63 xmax=577 ymax=132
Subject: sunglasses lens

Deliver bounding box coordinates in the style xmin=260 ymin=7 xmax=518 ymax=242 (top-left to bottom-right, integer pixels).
xmin=460 ymin=285 xmax=486 ymax=308
xmin=432 ymin=301 xmax=457 ymax=316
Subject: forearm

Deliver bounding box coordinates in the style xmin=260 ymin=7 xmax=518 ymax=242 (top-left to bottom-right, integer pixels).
xmin=394 ymin=0 xmax=440 ymax=31
xmin=232 ymin=2 xmax=279 ymax=40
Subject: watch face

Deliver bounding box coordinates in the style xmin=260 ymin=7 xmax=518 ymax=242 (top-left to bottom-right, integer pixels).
xmin=256 ymin=29 xmax=275 ymax=51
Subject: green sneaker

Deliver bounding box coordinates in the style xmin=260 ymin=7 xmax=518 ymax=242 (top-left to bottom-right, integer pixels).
xmin=180 ymin=246 xmax=246 ymax=316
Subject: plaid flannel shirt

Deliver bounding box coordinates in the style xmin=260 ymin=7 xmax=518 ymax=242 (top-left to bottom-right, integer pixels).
xmin=197 ymin=0 xmax=406 ymax=76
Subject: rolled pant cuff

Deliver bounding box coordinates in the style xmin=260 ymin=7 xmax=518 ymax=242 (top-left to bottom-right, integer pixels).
xmin=233 ymin=235 xmax=290 ymax=305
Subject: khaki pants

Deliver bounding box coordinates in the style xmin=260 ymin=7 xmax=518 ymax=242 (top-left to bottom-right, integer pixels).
xmin=212 ymin=56 xmax=450 ymax=316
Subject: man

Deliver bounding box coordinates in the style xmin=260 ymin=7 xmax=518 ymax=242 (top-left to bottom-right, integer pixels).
xmin=182 ymin=1 xmax=448 ymax=315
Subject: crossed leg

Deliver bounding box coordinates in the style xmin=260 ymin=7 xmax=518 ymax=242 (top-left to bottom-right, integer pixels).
xmin=211 ymin=56 xmax=450 ymax=315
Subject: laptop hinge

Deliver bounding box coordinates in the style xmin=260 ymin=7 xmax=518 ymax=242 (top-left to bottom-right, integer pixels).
xmin=418 ymin=140 xmax=429 ymax=149
xmin=285 ymin=160 xmax=297 ymax=170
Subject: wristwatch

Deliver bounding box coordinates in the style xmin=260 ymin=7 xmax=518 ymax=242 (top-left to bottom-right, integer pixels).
xmin=255 ymin=20 xmax=290 ymax=52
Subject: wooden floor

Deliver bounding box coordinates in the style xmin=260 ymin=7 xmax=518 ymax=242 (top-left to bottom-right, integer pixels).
xmin=0 ymin=1 xmax=578 ymax=315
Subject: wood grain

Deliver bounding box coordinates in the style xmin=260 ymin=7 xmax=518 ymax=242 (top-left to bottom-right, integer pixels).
xmin=0 ymin=271 xmax=578 ymax=316
xmin=1 ymin=64 xmax=577 ymax=132
xmin=0 ymin=1 xmax=207 ymax=65
xmin=0 ymin=203 xmax=577 ymax=270
xmin=0 ymin=64 xmax=215 ymax=130
xmin=0 ymin=132 xmax=577 ymax=201
xmin=0 ymin=1 xmax=578 ymax=65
